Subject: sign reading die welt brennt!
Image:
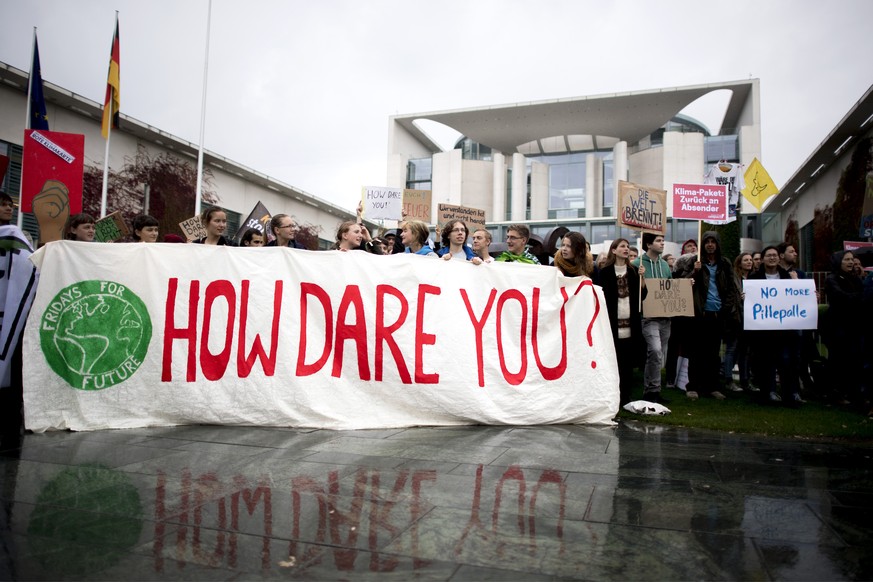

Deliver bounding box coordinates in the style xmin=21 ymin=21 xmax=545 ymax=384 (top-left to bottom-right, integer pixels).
xmin=672 ymin=183 xmax=728 ymax=222
xmin=743 ymin=279 xmax=818 ymax=330
xmin=23 ymin=242 xmax=619 ymax=432
xmin=617 ymin=181 xmax=665 ymax=233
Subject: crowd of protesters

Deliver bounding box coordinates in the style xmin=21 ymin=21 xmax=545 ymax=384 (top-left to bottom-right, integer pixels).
xmin=4 ymin=195 xmax=872 ymax=421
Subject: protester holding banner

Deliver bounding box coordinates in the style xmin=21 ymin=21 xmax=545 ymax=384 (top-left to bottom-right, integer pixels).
xmin=470 ymin=229 xmax=493 ymax=265
xmin=682 ymin=231 xmax=740 ymax=401
xmin=495 ymin=224 xmax=541 ymax=265
xmin=240 ymin=229 xmax=265 ymax=247
xmin=632 ymin=233 xmax=671 ymax=404
xmin=332 ymin=220 xmax=382 ymax=254
xmin=131 ymin=214 xmax=159 ymax=243
xmin=400 ymin=220 xmax=437 ymax=257
xmin=723 ymin=252 xmax=754 ymax=393
xmin=600 ymin=238 xmax=646 ymax=406
xmin=65 ymin=213 xmax=97 ymax=242
xmin=747 ymin=246 xmax=802 ymax=406
xmin=437 ymin=220 xmax=475 ymax=261
xmin=266 ymin=214 xmax=305 ymax=249
xmin=823 ymin=250 xmax=864 ymax=409
xmin=194 ymin=207 xmax=237 ymax=246
xmin=554 ymin=232 xmax=594 ymax=279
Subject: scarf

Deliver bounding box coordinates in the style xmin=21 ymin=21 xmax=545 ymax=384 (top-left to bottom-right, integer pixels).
xmin=553 ymin=250 xmax=583 ymax=276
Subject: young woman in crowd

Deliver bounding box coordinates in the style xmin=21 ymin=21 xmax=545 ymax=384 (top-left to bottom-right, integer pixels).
xmin=824 ymin=250 xmax=865 ymax=408
xmin=722 ymin=252 xmax=754 ymax=392
xmin=333 ymin=220 xmax=382 ymax=253
xmin=131 ymin=215 xmax=159 ymax=243
xmin=553 ymin=232 xmax=595 ymax=281
xmin=267 ymin=214 xmax=305 ymax=248
xmin=194 ymin=207 xmax=235 ymax=245
xmin=66 ymin=213 xmax=96 ymax=242
xmin=437 ymin=220 xmax=475 ymax=261
xmin=663 ymin=253 xmax=675 ymax=270
xmin=240 ymin=229 xmax=265 ymax=247
xmin=599 ymin=238 xmax=646 ymax=406
xmin=400 ymin=220 xmax=437 ymax=257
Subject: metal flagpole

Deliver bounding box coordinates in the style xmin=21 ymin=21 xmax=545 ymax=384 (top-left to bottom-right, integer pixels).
xmin=195 ymin=0 xmax=212 ymax=217
xmin=19 ymin=27 xmax=37 ymax=229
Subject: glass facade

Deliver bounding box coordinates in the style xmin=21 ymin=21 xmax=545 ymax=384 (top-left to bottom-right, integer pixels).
xmin=525 ymin=150 xmax=614 ymax=220
xmin=406 ymin=157 xmax=432 ymax=191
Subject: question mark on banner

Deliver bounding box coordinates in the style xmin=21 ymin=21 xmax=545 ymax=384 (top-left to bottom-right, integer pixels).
xmin=569 ymin=280 xmax=600 ymax=369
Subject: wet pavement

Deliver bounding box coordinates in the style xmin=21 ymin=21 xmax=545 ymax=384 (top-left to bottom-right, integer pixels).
xmin=1 ymin=422 xmax=871 ymax=581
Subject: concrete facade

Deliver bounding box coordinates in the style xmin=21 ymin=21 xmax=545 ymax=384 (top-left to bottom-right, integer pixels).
xmin=387 ymin=80 xmax=762 ymax=238
xmin=0 ymin=61 xmax=357 ymax=245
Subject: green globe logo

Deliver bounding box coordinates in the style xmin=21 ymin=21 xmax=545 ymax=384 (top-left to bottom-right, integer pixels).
xmin=40 ymin=280 xmax=152 ymax=390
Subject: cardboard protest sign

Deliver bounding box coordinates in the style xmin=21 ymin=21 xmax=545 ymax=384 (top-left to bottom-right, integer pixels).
xmin=24 ymin=242 xmax=619 ymax=431
xmin=617 ymin=181 xmax=665 ymax=233
xmin=436 ymin=203 xmax=486 ymax=233
xmin=233 ymin=200 xmax=272 ymax=243
xmin=743 ymin=279 xmax=818 ymax=331
xmin=94 ymin=211 xmax=130 ymax=242
xmin=642 ymin=278 xmax=693 ymax=318
xmin=362 ymin=186 xmax=403 ymax=221
xmin=179 ymin=215 xmax=207 ymax=241
xmin=672 ymin=183 xmax=728 ymax=222
xmin=403 ymin=189 xmax=432 ymax=222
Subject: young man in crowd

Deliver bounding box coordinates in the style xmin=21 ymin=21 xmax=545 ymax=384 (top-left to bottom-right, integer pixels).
xmin=495 ymin=224 xmax=541 ymax=264
xmin=633 ymin=233 xmax=672 ymax=403
xmin=470 ymin=228 xmax=493 ymax=264
xmin=678 ymin=231 xmax=741 ymax=400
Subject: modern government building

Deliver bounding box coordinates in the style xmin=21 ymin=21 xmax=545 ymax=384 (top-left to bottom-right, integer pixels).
xmin=1 ymin=58 xmax=871 ymax=268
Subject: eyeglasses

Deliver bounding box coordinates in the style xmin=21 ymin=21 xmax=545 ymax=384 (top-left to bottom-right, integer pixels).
xmin=451 ymin=228 xmax=466 ymax=234
xmin=278 ymin=224 xmax=297 ymax=229
xmin=506 ymin=235 xmax=523 ymax=241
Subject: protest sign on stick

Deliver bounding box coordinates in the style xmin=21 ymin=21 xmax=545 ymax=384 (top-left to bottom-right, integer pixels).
xmin=743 ymin=279 xmax=818 ymax=331
xmin=436 ymin=203 xmax=486 ymax=233
xmin=362 ymin=186 xmax=403 ymax=221
xmin=403 ymin=189 xmax=432 ymax=222
xmin=642 ymin=278 xmax=694 ymax=318
xmin=617 ymin=181 xmax=665 ymax=234
xmin=94 ymin=211 xmax=129 ymax=242
xmin=179 ymin=216 xmax=207 ymax=241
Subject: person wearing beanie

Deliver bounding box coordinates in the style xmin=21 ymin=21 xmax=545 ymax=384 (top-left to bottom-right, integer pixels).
xmin=679 ymin=230 xmax=741 ymax=400
xmin=632 ymin=232 xmax=672 ymax=404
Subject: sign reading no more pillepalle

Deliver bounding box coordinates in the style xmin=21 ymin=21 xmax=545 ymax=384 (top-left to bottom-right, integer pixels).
xmin=743 ymin=279 xmax=818 ymax=331
xmin=24 ymin=243 xmax=620 ymax=432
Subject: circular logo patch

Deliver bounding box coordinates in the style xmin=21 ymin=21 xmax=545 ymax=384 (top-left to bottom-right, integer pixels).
xmin=40 ymin=280 xmax=152 ymax=390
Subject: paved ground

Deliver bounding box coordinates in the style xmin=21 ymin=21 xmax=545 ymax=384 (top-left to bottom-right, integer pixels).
xmin=1 ymin=421 xmax=871 ymax=580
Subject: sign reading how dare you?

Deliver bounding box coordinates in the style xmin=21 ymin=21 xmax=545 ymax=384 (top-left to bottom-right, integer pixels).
xmin=24 ymin=243 xmax=619 ymax=432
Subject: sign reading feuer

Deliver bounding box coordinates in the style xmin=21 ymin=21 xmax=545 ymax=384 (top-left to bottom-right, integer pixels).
xmin=402 ymin=189 xmax=432 ymax=223
xmin=642 ymin=278 xmax=694 ymax=318
xmin=617 ymin=181 xmax=665 ymax=233
xmin=672 ymin=183 xmax=728 ymax=222
xmin=743 ymin=279 xmax=818 ymax=331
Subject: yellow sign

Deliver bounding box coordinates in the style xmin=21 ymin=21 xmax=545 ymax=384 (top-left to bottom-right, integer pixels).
xmin=741 ymin=158 xmax=779 ymax=212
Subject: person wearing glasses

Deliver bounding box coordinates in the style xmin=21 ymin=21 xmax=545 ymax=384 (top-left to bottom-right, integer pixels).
xmin=495 ymin=224 xmax=540 ymax=264
xmin=266 ymin=214 xmax=305 ymax=248
xmin=437 ymin=220 xmax=475 ymax=261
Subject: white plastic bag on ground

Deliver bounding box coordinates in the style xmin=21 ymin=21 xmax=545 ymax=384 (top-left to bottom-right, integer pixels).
xmin=623 ymin=400 xmax=671 ymax=415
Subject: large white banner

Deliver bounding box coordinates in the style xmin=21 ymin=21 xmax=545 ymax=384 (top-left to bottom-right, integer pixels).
xmin=24 ymin=242 xmax=619 ymax=432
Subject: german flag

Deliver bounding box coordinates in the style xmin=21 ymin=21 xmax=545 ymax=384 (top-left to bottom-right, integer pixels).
xmin=101 ymin=17 xmax=120 ymax=138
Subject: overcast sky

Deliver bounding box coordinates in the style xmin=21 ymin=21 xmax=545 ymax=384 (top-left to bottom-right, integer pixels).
xmin=2 ymin=0 xmax=872 ymax=213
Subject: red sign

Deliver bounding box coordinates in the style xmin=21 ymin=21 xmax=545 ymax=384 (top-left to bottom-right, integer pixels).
xmin=672 ymin=183 xmax=727 ymax=222
xmin=21 ymin=129 xmax=84 ymax=214
xmin=844 ymin=241 xmax=873 ymax=251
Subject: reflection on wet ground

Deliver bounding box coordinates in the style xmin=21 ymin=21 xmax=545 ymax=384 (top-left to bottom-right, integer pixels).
xmin=1 ymin=422 xmax=871 ymax=580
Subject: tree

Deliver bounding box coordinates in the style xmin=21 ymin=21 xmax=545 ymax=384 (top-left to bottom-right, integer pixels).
xmin=82 ymin=146 xmax=219 ymax=238
xmin=832 ymin=137 xmax=872 ymax=249
xmin=812 ymin=204 xmax=834 ymax=271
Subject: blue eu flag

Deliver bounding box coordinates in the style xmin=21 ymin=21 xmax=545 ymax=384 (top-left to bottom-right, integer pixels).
xmin=29 ymin=35 xmax=49 ymax=130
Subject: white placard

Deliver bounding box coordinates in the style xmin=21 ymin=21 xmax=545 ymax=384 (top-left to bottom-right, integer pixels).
xmin=362 ymin=186 xmax=403 ymax=221
xmin=743 ymin=279 xmax=818 ymax=330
